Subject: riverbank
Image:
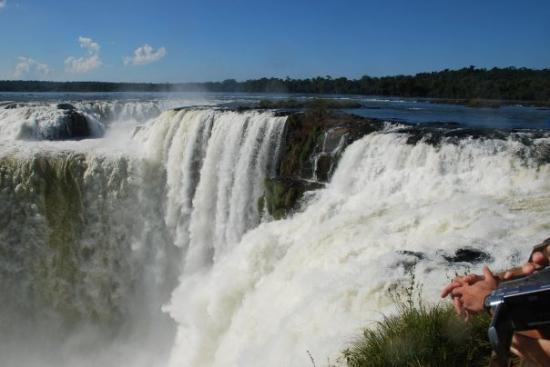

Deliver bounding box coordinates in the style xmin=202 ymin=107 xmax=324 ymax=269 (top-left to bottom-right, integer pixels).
xmin=428 ymin=98 xmax=550 ymax=109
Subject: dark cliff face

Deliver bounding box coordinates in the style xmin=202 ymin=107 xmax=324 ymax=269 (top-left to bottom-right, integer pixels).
xmin=260 ymin=110 xmax=384 ymax=219
xmin=260 ymin=108 xmax=550 ymax=220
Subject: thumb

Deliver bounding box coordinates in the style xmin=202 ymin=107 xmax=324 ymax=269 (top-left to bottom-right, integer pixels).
xmin=483 ymin=266 xmax=497 ymax=286
xmin=531 ymin=251 xmax=548 ymax=267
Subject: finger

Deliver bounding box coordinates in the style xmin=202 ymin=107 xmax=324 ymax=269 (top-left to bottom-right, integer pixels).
xmin=521 ymin=262 xmax=536 ymax=275
xmin=450 ymin=276 xmax=465 ymax=285
xmin=451 ymin=287 xmax=464 ymax=297
xmin=531 ymin=251 xmax=548 ymax=267
xmin=441 ymin=283 xmax=455 ymax=298
xmin=483 ymin=266 xmax=496 ymax=283
xmin=510 ymin=335 xmax=521 ymax=357
xmin=453 ymin=297 xmax=463 ymax=316
xmin=458 ymin=274 xmax=481 ymax=284
xmin=441 ymin=284 xmax=455 ymax=298
xmin=441 ymin=281 xmax=463 ymax=298
xmin=466 ymin=274 xmax=485 ymax=285
xmin=503 ymin=267 xmax=523 ymax=280
xmin=510 ymin=346 xmax=523 ymax=359
xmin=510 ymin=335 xmax=527 ymax=359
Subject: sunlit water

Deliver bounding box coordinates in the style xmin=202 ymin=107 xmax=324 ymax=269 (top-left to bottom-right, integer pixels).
xmin=1 ymin=93 xmax=549 ymax=367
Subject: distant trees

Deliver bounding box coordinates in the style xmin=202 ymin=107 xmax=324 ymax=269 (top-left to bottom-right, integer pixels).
xmin=1 ymin=67 xmax=549 ymax=101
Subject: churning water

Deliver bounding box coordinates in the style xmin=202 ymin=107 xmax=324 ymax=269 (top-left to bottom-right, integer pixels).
xmin=1 ymin=96 xmax=549 ymax=367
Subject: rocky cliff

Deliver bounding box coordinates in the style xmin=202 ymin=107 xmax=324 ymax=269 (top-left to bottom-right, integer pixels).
xmin=260 ymin=109 xmax=384 ymax=219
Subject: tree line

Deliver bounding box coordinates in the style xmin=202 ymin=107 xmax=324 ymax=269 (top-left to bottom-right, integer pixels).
xmin=1 ymin=67 xmax=549 ymax=101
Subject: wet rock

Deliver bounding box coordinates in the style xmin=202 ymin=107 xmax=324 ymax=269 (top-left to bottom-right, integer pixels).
xmin=392 ymin=250 xmax=427 ymax=272
xmin=398 ymin=250 xmax=426 ymax=260
xmin=278 ymin=112 xmax=383 ymax=178
xmin=315 ymin=155 xmax=333 ymax=182
xmin=18 ymin=110 xmax=93 ymax=141
xmin=260 ymin=110 xmax=384 ymax=219
xmin=443 ymin=248 xmax=492 ymax=264
xmin=532 ymin=143 xmax=550 ymax=164
xmin=259 ymin=177 xmax=324 ymax=219
xmin=311 ymin=127 xmax=350 ymax=181
xmin=62 ymin=110 xmax=91 ymax=139
xmin=57 ymin=103 xmax=75 ymax=110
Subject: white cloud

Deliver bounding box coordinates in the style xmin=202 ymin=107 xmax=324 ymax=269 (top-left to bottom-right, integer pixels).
xmin=79 ymin=36 xmax=100 ymax=54
xmin=13 ymin=57 xmax=51 ymax=79
xmin=0 ymin=0 xmax=6 ymax=9
xmin=124 ymin=44 xmax=166 ymax=66
xmin=65 ymin=36 xmax=102 ymax=74
xmin=65 ymin=54 xmax=101 ymax=74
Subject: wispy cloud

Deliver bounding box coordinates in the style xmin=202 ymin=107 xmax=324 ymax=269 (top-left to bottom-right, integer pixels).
xmin=124 ymin=44 xmax=166 ymax=66
xmin=65 ymin=36 xmax=102 ymax=74
xmin=79 ymin=36 xmax=100 ymax=54
xmin=13 ymin=57 xmax=51 ymax=79
xmin=0 ymin=0 xmax=6 ymax=9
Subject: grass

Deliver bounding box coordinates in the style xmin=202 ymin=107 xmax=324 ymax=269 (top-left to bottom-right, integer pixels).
xmin=343 ymin=276 xmax=492 ymax=367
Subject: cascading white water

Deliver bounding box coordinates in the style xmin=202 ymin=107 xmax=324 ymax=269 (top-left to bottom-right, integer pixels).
xmin=0 ymin=99 xmax=210 ymax=145
xmin=135 ymin=109 xmax=286 ymax=271
xmin=0 ymin=105 xmax=287 ymax=367
xmin=2 ymin=99 xmax=550 ymax=367
xmin=166 ymin=129 xmax=550 ymax=367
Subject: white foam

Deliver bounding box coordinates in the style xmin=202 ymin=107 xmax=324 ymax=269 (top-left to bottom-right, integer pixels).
xmin=166 ymin=131 xmax=550 ymax=367
xmin=2 ymin=102 xmax=550 ymax=367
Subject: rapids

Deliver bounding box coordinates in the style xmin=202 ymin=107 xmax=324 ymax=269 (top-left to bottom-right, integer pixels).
xmin=0 ymin=99 xmax=549 ymax=367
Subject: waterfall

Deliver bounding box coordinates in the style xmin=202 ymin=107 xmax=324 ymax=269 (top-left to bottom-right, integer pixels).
xmin=135 ymin=109 xmax=286 ymax=271
xmin=1 ymin=100 xmax=549 ymax=367
xmin=166 ymin=129 xmax=550 ymax=367
xmin=0 ymin=106 xmax=287 ymax=367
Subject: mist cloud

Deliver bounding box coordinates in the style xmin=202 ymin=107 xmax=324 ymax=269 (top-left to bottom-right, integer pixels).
xmin=65 ymin=36 xmax=102 ymax=74
xmin=124 ymin=44 xmax=166 ymax=66
xmin=0 ymin=0 xmax=6 ymax=9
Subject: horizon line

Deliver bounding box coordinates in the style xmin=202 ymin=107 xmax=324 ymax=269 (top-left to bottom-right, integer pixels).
xmin=2 ymin=65 xmax=549 ymax=85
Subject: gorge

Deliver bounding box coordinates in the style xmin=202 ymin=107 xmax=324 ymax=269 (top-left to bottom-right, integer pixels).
xmin=1 ymin=97 xmax=549 ymax=366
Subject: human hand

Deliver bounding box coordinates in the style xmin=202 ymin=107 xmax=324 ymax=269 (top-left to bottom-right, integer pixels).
xmin=511 ymin=333 xmax=550 ymax=366
xmin=450 ymin=266 xmax=498 ymax=316
xmin=440 ymin=273 xmax=485 ymax=316
xmin=440 ymin=273 xmax=484 ymax=298
xmin=503 ymin=243 xmax=550 ymax=280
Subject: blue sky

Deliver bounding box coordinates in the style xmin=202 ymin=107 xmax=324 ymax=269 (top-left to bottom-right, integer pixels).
xmin=0 ymin=0 xmax=549 ymax=82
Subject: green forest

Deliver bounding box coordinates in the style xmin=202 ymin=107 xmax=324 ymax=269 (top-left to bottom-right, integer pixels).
xmin=1 ymin=67 xmax=549 ymax=102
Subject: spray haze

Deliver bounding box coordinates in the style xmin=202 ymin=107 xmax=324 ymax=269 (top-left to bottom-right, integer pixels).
xmin=0 ymin=96 xmax=549 ymax=366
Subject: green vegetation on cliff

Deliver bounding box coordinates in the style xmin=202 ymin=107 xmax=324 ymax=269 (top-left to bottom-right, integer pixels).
xmin=344 ymin=302 xmax=492 ymax=367
xmin=343 ymin=276 xmax=493 ymax=367
xmin=258 ymin=106 xmax=331 ymax=219
xmin=260 ymin=177 xmax=323 ymax=220
xmin=260 ymin=109 xmax=383 ymax=219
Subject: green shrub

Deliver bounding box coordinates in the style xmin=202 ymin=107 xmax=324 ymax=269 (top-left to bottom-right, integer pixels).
xmin=343 ymin=282 xmax=492 ymax=367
